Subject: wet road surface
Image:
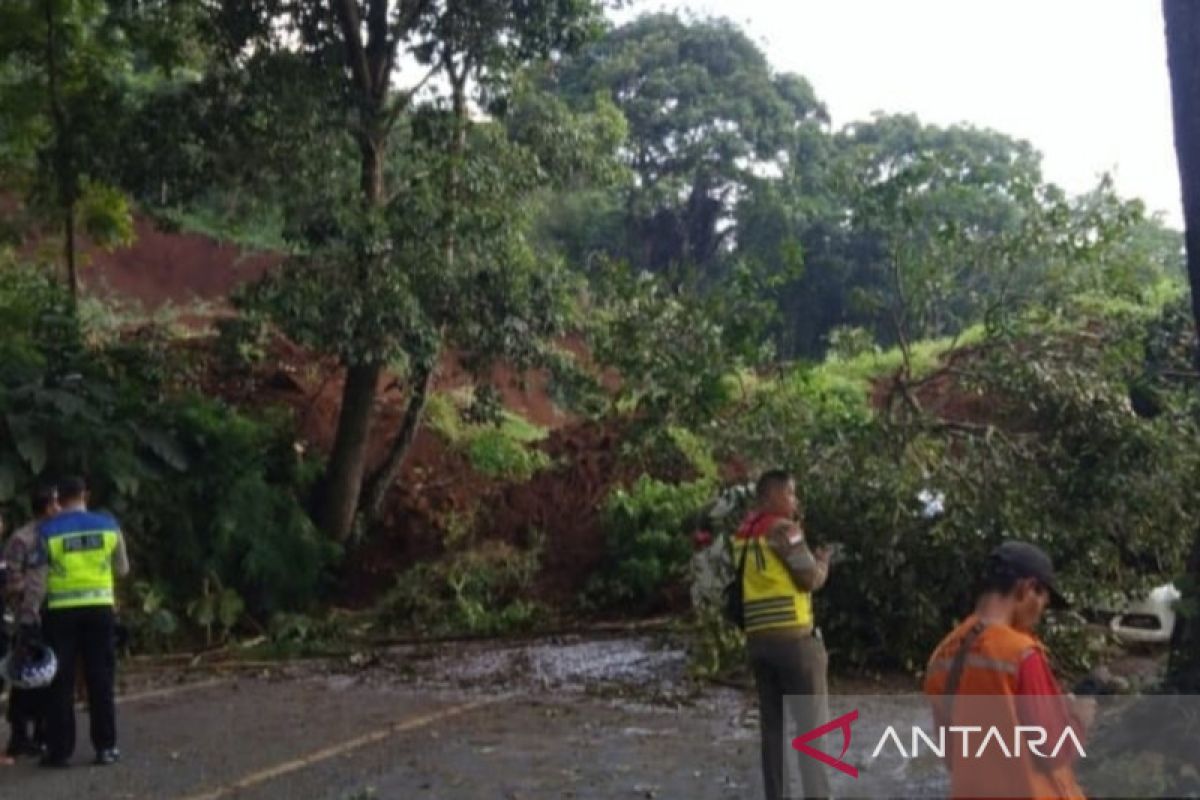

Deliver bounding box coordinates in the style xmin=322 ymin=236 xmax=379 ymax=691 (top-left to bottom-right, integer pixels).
xmin=1 ymin=635 xmax=765 ymax=799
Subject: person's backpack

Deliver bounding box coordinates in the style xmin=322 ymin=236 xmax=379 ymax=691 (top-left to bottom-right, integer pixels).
xmin=724 ymin=514 xmax=769 ymax=629
xmin=722 ymin=537 xmax=751 ymax=629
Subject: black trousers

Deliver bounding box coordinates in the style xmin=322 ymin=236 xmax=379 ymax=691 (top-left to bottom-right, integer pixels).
xmin=7 ymin=686 xmax=49 ymax=747
xmin=43 ymin=606 xmax=117 ymax=760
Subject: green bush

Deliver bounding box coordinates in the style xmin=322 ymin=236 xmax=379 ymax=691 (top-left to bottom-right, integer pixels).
xmin=378 ymin=538 xmax=546 ymax=636
xmin=585 ymin=475 xmax=714 ymax=613
xmin=214 ymin=314 xmax=270 ymax=373
xmin=426 ymin=390 xmax=550 ymax=480
xmin=715 ymin=303 xmax=1200 ymax=673
xmin=136 ymin=398 xmax=340 ymax=618
xmin=467 ymin=427 xmax=550 ymax=481
xmin=0 ymin=259 xmax=335 ymax=647
xmin=666 ymin=426 xmax=718 ymax=481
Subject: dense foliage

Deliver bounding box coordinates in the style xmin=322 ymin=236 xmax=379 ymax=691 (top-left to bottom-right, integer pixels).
xmin=712 ymin=297 xmax=1200 ymax=673
xmin=0 ymin=255 xmax=334 ymax=647
xmin=539 ymin=14 xmax=1186 ymax=359
xmin=2 ymin=7 xmax=1196 ymax=674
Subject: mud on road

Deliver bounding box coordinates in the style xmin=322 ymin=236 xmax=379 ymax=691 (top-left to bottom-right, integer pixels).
xmin=1 ymin=634 xmax=767 ymax=799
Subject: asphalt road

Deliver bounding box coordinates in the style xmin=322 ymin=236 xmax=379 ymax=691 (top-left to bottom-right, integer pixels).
xmin=1 ymin=655 xmax=763 ymax=799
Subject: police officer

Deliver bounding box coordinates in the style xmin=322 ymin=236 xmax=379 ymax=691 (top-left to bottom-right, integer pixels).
xmin=735 ymin=470 xmax=833 ymax=800
xmin=39 ymin=476 xmax=129 ymax=768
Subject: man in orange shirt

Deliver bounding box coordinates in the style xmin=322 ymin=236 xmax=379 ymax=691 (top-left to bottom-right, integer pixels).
xmin=924 ymin=542 xmax=1096 ymax=800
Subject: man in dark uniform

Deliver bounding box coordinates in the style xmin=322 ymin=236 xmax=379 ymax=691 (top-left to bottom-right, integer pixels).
xmin=39 ymin=477 xmax=129 ymax=768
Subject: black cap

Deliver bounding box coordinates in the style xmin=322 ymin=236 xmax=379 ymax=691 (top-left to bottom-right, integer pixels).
xmin=988 ymin=541 xmax=1068 ymax=609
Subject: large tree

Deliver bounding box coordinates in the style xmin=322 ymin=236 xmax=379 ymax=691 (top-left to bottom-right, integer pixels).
xmin=1162 ymin=0 xmax=1200 ymax=689
xmin=539 ymin=17 xmax=1170 ymax=360
xmin=194 ymin=1 xmax=608 ymax=542
xmin=545 ymin=13 xmax=827 ymax=279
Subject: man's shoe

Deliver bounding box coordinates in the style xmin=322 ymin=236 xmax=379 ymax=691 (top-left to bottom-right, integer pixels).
xmin=94 ymin=748 xmax=120 ymax=766
xmin=38 ymin=754 xmax=69 ymax=769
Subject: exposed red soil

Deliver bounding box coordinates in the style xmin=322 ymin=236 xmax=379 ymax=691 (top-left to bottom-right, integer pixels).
xmin=62 ymin=213 xmax=573 ymax=431
xmin=72 ymin=216 xmax=1037 ymax=613
xmin=6 ymin=208 xmax=283 ymax=310
xmin=484 ymin=420 xmax=642 ymax=603
xmin=25 ymin=213 xmax=691 ymax=611
xmin=437 ymin=349 xmax=572 ymax=431
xmin=187 ymin=329 xmax=651 ymax=609
xmin=82 ymin=217 xmax=282 ymax=309
xmin=869 ymin=347 xmax=1007 ymax=426
xmin=343 ymin=420 xmax=645 ymax=608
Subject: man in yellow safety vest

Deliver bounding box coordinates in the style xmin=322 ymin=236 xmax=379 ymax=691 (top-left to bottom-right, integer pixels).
xmin=735 ymin=469 xmax=833 ymax=800
xmin=38 ymin=476 xmax=129 ymax=768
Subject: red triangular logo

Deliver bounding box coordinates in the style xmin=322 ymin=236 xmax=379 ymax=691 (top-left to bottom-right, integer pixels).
xmin=791 ymin=709 xmax=860 ymax=778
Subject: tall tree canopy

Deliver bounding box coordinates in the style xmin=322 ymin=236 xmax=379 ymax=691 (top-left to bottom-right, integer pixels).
xmin=543 ymin=13 xmax=828 ymax=278
xmin=535 ymin=15 xmax=1180 ymax=360
xmin=171 ymin=0 xmax=612 ymax=542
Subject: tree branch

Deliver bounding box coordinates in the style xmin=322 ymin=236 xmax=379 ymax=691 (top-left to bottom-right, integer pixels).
xmin=383 ymin=64 xmax=439 ymax=133
xmin=361 ymin=352 xmax=439 ymax=525
xmin=365 ymin=0 xmax=392 ymax=101
xmin=331 ymin=0 xmax=373 ymax=97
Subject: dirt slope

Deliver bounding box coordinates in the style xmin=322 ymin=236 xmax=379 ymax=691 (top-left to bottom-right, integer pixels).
xmin=71 ymin=216 xmax=664 ymax=609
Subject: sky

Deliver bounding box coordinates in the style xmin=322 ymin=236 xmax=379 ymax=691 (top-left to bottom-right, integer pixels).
xmin=619 ymin=0 xmax=1184 ymax=227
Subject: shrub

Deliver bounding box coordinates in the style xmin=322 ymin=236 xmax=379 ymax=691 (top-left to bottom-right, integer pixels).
xmin=467 ymin=427 xmax=550 ymax=481
xmin=378 ymin=538 xmax=546 ymax=636
xmin=585 ymin=476 xmax=714 ymax=613
xmin=714 ymin=304 xmax=1200 ymax=673
xmin=426 ymin=390 xmax=550 ymax=480
xmin=0 ymin=259 xmax=335 ymax=648
xmin=122 ymin=398 xmax=337 ymax=619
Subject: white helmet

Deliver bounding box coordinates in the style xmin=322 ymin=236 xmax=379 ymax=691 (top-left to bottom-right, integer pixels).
xmin=1 ymin=641 xmax=58 ymax=689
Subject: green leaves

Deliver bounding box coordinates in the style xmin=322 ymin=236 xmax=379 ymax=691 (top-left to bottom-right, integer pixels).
xmin=6 ymin=414 xmax=47 ymax=473
xmin=0 ymin=0 xmax=210 ymax=298
xmin=587 ymin=475 xmax=714 ymax=612
xmin=715 ymin=301 xmax=1200 ymax=671
xmin=133 ymin=424 xmax=189 ymax=473
xmin=547 ymin=13 xmax=827 ymax=276
xmin=584 ymin=258 xmax=776 ymax=429
xmin=78 ymin=179 xmax=134 ymax=248
xmin=379 ymin=539 xmax=546 ymax=637
xmin=187 ymin=574 xmax=247 ymax=645
xmin=0 ymin=259 xmax=333 ymax=646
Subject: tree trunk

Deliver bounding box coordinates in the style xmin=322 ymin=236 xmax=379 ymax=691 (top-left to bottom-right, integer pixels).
xmin=44 ymin=0 xmax=77 ymax=303
xmin=318 ymin=0 xmax=408 ymax=541
xmin=320 ymin=361 xmax=383 ymax=541
xmin=361 ymin=356 xmax=437 ymax=525
xmin=352 ymin=60 xmax=467 ymax=532
xmin=1163 ymin=0 xmax=1200 ymax=689
xmin=319 ymin=131 xmax=389 ymax=541
xmin=64 ymin=200 xmax=77 ymax=305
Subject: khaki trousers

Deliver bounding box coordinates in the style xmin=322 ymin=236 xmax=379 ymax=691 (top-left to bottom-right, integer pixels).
xmin=748 ymin=630 xmax=831 ymax=800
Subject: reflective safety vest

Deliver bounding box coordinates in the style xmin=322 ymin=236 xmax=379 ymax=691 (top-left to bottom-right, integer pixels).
xmin=924 ymin=615 xmax=1085 ymax=800
xmin=40 ymin=510 xmax=121 ymax=610
xmin=734 ymin=512 xmax=813 ymax=634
